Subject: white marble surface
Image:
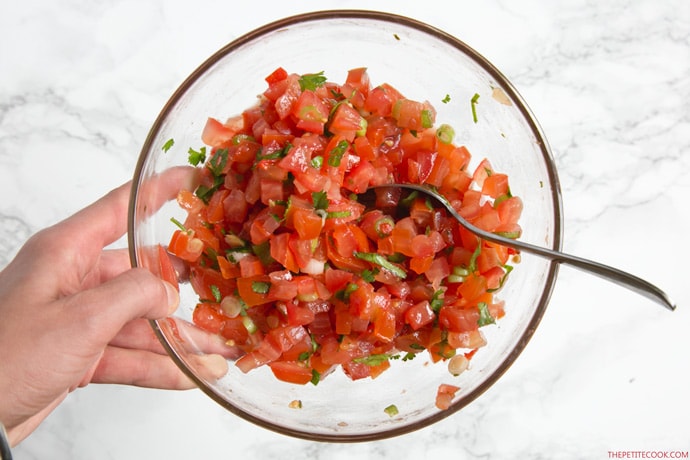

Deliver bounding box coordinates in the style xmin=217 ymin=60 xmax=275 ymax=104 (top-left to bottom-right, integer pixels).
xmin=2 ymin=0 xmax=689 ymax=458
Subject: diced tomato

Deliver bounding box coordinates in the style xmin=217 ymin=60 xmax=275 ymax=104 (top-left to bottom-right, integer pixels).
xmin=202 ymin=117 xmax=236 ymax=147
xmin=435 ymin=384 xmax=460 ymax=410
xmin=404 ymin=300 xmax=435 ymax=330
xmin=268 ymin=361 xmax=314 ymax=385
xmin=156 ymin=244 xmax=179 ymax=291
xmin=193 ymin=303 xmax=226 ymax=334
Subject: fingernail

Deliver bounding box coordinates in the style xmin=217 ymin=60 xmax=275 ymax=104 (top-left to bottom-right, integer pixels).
xmin=163 ymin=281 xmax=180 ymax=315
xmin=198 ymin=354 xmax=229 ymax=380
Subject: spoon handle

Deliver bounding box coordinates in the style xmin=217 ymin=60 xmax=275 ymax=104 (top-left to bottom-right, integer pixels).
xmin=476 ymin=227 xmax=676 ymax=311
xmin=378 ymin=184 xmax=676 ymax=312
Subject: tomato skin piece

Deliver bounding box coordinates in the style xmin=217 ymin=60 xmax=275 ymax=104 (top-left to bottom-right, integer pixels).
xmin=157 ymin=244 xmax=179 ymax=291
xmin=435 ymin=384 xmax=460 ymax=410
xmin=202 ymin=117 xmax=235 ymax=147
xmin=265 ymin=67 xmax=288 ymax=85
xmin=270 ymin=233 xmax=300 ymax=273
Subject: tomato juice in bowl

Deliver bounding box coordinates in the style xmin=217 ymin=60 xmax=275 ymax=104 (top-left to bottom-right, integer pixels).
xmin=128 ymin=10 xmax=562 ymax=441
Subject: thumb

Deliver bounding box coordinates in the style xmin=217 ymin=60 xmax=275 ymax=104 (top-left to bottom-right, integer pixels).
xmin=60 ymin=268 xmax=179 ymax=349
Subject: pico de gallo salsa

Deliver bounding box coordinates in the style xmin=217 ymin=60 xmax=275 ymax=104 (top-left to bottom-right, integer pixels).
xmin=162 ymin=67 xmax=522 ymax=390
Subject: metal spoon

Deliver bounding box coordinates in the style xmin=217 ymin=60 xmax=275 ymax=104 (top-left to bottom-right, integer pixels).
xmin=367 ymin=183 xmax=676 ymax=312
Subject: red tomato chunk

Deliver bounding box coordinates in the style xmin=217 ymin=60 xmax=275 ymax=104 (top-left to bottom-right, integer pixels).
xmin=166 ymin=67 xmax=522 ymax=390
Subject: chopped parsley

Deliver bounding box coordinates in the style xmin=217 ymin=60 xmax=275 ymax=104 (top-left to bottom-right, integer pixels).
xmin=477 ymin=302 xmax=495 ymax=327
xmin=210 ymin=284 xmax=222 ymax=303
xmin=162 ymin=138 xmax=175 ymax=152
xmin=327 ymin=140 xmax=349 ymax=167
xmin=187 ymin=146 xmax=207 ymax=166
xmin=442 ymin=94 xmax=451 ymax=104
xmin=299 ymin=71 xmax=327 ymax=91
xmin=311 ymin=155 xmax=324 ymax=169
xmin=312 ymin=191 xmax=329 ymax=211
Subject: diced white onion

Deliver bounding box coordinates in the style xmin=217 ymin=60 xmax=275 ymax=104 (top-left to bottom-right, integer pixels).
xmin=220 ymin=296 xmax=242 ymax=318
xmin=448 ymin=354 xmax=469 ymax=376
xmin=301 ymin=258 xmax=325 ymax=275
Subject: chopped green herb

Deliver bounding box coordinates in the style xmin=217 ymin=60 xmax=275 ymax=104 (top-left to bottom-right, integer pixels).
xmin=401 ymin=352 xmax=417 ymax=361
xmin=170 ymin=217 xmax=187 ymax=232
xmin=471 ymin=93 xmax=480 ymax=123
xmin=327 ymin=140 xmax=349 ymax=167
xmin=312 ymin=191 xmax=329 ymax=211
xmin=353 ymin=353 xmax=393 ymax=366
xmin=335 ymin=282 xmax=359 ymax=301
xmin=252 ymin=241 xmax=274 ymax=266
xmin=162 ymin=138 xmax=175 ymax=152
xmin=442 ymin=94 xmax=451 ymax=104
xmin=208 ymin=148 xmax=228 ymax=176
xmin=468 ymin=243 xmax=482 ymax=273
xmin=310 ymin=369 xmax=321 ymax=386
xmin=360 ymin=268 xmax=379 ymax=283
xmin=299 ymin=71 xmax=327 ymax=91
xmin=195 ymin=175 xmax=224 ymax=204
xmin=188 ymin=146 xmax=207 ymax=166
xmin=251 ymin=281 xmax=270 ymax=294
xmin=400 ymin=190 xmax=419 ymax=207
xmin=311 ymin=155 xmax=324 ymax=169
xmin=354 ymin=252 xmax=407 ymax=279
xmin=210 ymin=285 xmax=222 ymax=303
xmin=477 ymin=301 xmax=495 ymax=327
xmin=387 ymin=252 xmax=406 ymax=263
xmin=430 ymin=289 xmax=445 ymax=312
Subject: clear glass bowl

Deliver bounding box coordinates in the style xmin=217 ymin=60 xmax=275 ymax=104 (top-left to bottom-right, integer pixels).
xmin=128 ymin=10 xmax=562 ymax=442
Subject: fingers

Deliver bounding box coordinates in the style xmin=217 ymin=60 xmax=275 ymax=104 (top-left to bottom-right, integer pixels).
xmin=51 ymin=165 xmax=200 ymax=265
xmin=89 ymin=346 xmax=229 ymax=389
xmin=108 ymin=318 xmax=168 ymax=354
xmin=89 ymin=346 xmax=197 ymax=389
xmin=59 ymin=267 xmax=179 ymax=350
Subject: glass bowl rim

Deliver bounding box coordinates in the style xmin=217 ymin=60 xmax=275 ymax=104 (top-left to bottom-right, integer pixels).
xmin=127 ymin=8 xmax=564 ymax=442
